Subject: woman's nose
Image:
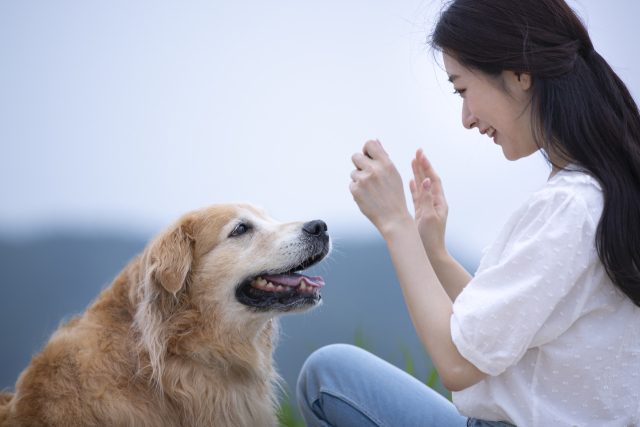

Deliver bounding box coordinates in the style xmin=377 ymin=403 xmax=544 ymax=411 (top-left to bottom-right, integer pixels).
xmin=462 ymin=99 xmax=477 ymax=130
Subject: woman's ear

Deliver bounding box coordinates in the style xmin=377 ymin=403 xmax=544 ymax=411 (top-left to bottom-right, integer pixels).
xmin=503 ymin=70 xmax=533 ymax=101
xmin=147 ymin=221 xmax=195 ymax=296
xmin=515 ymin=72 xmax=533 ymax=91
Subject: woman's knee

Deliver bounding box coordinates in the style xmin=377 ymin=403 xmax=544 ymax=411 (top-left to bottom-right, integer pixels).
xmin=297 ymin=344 xmax=386 ymax=426
xmin=301 ymin=344 xmax=367 ymax=376
xmin=298 ymin=344 xmax=368 ymax=395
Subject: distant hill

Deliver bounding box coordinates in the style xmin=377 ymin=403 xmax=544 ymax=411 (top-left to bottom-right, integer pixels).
xmin=0 ymin=233 xmax=479 ymax=400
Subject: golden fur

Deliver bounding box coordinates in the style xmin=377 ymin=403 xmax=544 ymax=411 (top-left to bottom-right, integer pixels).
xmin=0 ymin=203 xmax=329 ymax=427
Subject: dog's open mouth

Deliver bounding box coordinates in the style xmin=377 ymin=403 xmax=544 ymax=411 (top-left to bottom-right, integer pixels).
xmin=236 ymin=253 xmax=327 ymax=312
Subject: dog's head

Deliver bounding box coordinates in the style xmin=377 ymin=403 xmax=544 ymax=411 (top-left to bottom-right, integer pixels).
xmin=142 ymin=202 xmax=330 ymax=315
xmin=132 ymin=203 xmax=331 ymax=373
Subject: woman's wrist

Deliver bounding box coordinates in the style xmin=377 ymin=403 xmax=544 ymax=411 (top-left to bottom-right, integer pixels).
xmin=378 ymin=212 xmax=416 ymax=242
xmin=424 ymin=243 xmax=450 ymax=265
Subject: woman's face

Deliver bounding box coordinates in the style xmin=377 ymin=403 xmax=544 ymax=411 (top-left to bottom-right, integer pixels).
xmin=443 ymin=53 xmax=538 ymax=161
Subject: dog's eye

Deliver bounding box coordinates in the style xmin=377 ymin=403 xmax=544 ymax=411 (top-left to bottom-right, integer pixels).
xmin=230 ymin=223 xmax=250 ymax=237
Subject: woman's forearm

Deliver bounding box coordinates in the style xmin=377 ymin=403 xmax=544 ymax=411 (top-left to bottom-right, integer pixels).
xmin=381 ymin=214 xmax=487 ymax=391
xmin=426 ymin=249 xmax=473 ymax=302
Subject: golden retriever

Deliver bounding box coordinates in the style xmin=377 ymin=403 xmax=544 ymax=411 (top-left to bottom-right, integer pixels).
xmin=0 ymin=203 xmax=330 ymax=427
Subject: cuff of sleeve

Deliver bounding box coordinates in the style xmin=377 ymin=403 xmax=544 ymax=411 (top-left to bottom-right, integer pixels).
xmin=450 ymin=314 xmax=506 ymax=376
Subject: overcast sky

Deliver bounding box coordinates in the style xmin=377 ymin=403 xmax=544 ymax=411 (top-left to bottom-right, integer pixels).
xmin=1 ymin=0 xmax=639 ymax=258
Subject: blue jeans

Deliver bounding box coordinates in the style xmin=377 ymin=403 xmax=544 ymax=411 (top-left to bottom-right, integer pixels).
xmin=297 ymin=344 xmax=516 ymax=427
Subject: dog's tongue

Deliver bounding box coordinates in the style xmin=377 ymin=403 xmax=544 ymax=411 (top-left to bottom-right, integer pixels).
xmin=262 ymin=273 xmax=325 ymax=288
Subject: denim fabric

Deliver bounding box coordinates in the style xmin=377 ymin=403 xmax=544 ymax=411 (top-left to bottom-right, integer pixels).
xmin=297 ymin=344 xmax=470 ymax=427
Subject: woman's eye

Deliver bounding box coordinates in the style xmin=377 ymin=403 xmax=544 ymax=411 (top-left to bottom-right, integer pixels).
xmin=230 ymin=224 xmax=250 ymax=237
xmin=453 ymin=89 xmax=465 ymax=97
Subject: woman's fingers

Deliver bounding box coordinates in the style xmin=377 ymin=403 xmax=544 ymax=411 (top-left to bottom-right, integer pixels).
xmin=409 ymin=178 xmax=421 ymax=215
xmin=413 ymin=150 xmax=449 ymax=220
xmin=411 ymin=158 xmax=423 ymax=187
xmin=409 ymin=177 xmax=417 ymax=197
xmin=418 ymin=154 xmax=449 ymax=219
xmin=351 ymin=152 xmax=370 ymax=171
xmin=353 ymin=139 xmax=388 ymax=170
xmin=419 ymin=153 xmax=446 ymax=199
xmin=363 ymin=139 xmax=386 ymax=160
xmin=348 ymin=180 xmax=357 ymax=196
xmin=414 ymin=149 xmax=429 ymax=185
xmin=419 ymin=152 xmax=439 ymax=186
xmin=420 ymin=177 xmax=436 ymax=217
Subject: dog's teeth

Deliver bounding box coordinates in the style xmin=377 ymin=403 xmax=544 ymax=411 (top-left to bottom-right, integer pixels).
xmin=300 ymin=280 xmax=307 ymax=291
xmin=276 ymin=285 xmax=284 ymax=291
xmin=311 ymin=256 xmax=316 ymax=261
xmin=266 ymin=282 xmax=275 ymax=291
xmin=257 ymin=277 xmax=267 ymax=285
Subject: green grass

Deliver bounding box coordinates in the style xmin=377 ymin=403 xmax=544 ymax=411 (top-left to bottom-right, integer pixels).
xmin=278 ymin=326 xmax=450 ymax=426
xmin=277 ymin=389 xmax=305 ymax=427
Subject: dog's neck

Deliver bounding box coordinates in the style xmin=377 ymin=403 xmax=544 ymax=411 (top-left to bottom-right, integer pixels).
xmin=113 ymin=256 xmax=278 ymax=384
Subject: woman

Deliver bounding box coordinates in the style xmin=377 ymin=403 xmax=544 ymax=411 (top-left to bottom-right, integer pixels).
xmin=297 ymin=0 xmax=640 ymax=426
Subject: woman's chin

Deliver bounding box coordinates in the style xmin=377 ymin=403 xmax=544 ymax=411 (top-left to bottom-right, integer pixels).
xmin=499 ymin=142 xmax=520 ymax=161
xmin=502 ymin=145 xmax=540 ymax=162
xmin=498 ymin=135 xmax=541 ymax=161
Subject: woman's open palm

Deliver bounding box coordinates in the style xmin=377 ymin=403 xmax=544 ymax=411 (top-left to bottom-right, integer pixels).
xmin=409 ymin=149 xmax=449 ymax=256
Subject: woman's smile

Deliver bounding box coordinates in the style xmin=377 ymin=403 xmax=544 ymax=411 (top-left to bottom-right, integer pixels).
xmin=482 ymin=126 xmax=498 ymax=143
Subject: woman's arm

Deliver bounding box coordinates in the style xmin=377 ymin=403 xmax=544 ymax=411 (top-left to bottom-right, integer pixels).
xmin=408 ymin=149 xmax=472 ymax=302
xmin=350 ymin=140 xmax=487 ymax=391
xmin=384 ymin=215 xmax=487 ymax=391
xmin=426 ymin=251 xmax=473 ymax=303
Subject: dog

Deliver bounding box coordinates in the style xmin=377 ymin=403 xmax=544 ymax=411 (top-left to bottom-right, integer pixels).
xmin=0 ymin=203 xmax=330 ymax=427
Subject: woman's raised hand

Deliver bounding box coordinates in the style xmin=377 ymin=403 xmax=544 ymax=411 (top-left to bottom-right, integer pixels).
xmin=409 ymin=149 xmax=449 ymax=258
xmin=350 ymin=139 xmax=413 ymax=237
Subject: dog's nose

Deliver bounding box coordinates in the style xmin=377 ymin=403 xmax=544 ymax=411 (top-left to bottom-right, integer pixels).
xmin=302 ymin=220 xmax=328 ymax=236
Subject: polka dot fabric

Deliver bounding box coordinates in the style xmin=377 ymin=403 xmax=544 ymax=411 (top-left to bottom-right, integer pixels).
xmin=451 ymin=168 xmax=640 ymax=426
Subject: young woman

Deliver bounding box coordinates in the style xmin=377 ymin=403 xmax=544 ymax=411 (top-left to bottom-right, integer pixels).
xmin=297 ymin=0 xmax=640 ymax=426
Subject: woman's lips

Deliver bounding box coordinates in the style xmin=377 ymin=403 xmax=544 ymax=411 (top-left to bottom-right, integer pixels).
xmin=486 ymin=126 xmax=498 ymax=144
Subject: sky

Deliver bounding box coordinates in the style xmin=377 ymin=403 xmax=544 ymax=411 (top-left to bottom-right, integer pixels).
xmin=1 ymin=0 xmax=639 ymax=258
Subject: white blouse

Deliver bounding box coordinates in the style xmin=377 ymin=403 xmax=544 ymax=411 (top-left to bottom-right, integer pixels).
xmin=451 ymin=168 xmax=640 ymax=427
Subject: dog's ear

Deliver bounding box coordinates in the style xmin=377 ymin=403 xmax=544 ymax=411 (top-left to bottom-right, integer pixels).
xmin=148 ymin=221 xmax=195 ymax=296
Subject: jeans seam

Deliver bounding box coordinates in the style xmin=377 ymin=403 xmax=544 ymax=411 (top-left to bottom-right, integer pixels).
xmin=318 ymin=387 xmax=388 ymax=427
xmin=467 ymin=418 xmax=517 ymax=427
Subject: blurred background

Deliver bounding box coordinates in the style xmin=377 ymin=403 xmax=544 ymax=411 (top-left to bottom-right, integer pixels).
xmin=1 ymin=0 xmax=638 ymax=420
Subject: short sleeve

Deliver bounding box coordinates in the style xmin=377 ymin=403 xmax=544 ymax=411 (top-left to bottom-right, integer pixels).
xmin=451 ymin=191 xmax=598 ymax=376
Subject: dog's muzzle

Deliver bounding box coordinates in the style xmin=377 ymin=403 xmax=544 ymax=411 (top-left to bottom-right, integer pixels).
xmin=235 ymin=220 xmax=330 ymax=312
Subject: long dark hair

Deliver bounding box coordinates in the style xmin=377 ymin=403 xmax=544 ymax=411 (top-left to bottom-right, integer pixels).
xmin=430 ymin=0 xmax=640 ymax=307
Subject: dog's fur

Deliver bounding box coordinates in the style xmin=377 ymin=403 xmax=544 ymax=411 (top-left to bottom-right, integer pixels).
xmin=0 ymin=203 xmax=330 ymax=427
